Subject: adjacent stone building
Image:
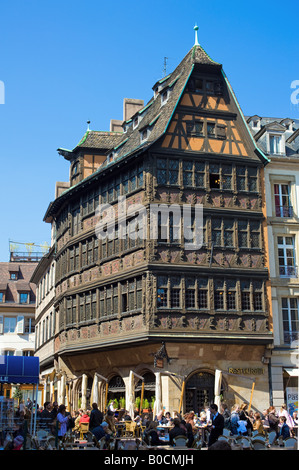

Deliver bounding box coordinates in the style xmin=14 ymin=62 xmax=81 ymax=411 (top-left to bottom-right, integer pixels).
xmin=248 ymin=115 xmax=299 ymax=410
xmin=0 ymin=251 xmax=38 ymax=399
xmin=41 ymin=36 xmax=274 ymax=415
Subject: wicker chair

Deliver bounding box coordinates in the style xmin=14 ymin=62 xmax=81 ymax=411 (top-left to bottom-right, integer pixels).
xmin=173 ymin=435 xmax=188 ymax=447
xmin=79 ymin=422 xmax=89 ymax=440
xmin=125 ymin=421 xmax=137 ymax=437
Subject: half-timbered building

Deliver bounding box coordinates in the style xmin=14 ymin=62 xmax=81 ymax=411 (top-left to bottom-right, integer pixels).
xmin=41 ymin=34 xmax=274 ymax=414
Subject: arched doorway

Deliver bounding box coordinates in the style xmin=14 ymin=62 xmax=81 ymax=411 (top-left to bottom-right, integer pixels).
xmin=107 ymin=375 xmax=126 ymax=408
xmin=185 ymin=371 xmax=221 ymax=413
xmin=135 ymin=372 xmax=156 ymax=410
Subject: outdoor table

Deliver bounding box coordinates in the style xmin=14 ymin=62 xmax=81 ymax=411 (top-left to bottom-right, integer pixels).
xmin=159 ymin=434 xmax=170 ymax=443
xmin=65 ymin=440 xmax=97 ymax=450
xmin=195 ymin=424 xmax=211 ymax=444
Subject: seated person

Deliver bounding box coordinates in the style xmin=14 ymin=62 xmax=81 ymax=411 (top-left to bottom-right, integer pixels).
xmin=145 ymin=421 xmax=164 ymax=446
xmin=92 ymin=421 xmax=110 ymax=442
xmin=142 ymin=413 xmax=150 ymax=427
xmin=104 ymin=410 xmax=116 ymax=434
xmin=123 ymin=410 xmax=132 ymax=421
xmin=79 ymin=411 xmax=90 ymax=424
xmin=169 ymin=418 xmax=187 ymax=446
xmin=252 ymin=412 xmax=265 ymax=436
xmin=198 ymin=411 xmax=207 ymax=425
xmin=154 ymin=410 xmax=167 ymax=425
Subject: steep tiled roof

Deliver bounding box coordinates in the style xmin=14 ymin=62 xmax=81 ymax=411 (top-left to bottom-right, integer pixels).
xmin=45 ymin=45 xmax=222 ymax=220
xmin=74 ymin=130 xmax=123 ymax=151
xmin=106 ymin=45 xmax=221 ymax=163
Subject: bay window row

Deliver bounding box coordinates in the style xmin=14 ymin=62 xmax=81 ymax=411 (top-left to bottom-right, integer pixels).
xmin=156 ymin=157 xmax=259 ymax=192
xmin=55 ymin=162 xmax=144 ymax=239
xmin=60 ymin=277 xmax=143 ymax=328
xmin=159 ymin=214 xmax=262 ymax=250
xmin=157 ymin=275 xmax=265 ymax=312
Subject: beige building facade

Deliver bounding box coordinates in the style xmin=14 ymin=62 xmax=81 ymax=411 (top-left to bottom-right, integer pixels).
xmin=248 ymin=116 xmax=299 ymax=410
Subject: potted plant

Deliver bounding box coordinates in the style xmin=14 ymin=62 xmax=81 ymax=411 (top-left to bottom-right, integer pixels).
xmin=142 ymin=398 xmax=149 ymax=412
xmin=135 ymin=396 xmax=141 ymax=411
xmin=119 ymin=397 xmax=126 ymax=409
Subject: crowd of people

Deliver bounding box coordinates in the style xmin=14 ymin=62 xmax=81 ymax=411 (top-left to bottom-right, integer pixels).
xmin=5 ymin=397 xmax=298 ymax=450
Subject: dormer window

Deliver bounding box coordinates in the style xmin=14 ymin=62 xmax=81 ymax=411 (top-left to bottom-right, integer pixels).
xmin=140 ymin=128 xmax=149 ymax=143
xmin=269 ymin=134 xmax=283 ymax=155
xmin=161 ymin=89 xmax=169 ymax=105
xmin=10 ymin=272 xmax=18 ymax=280
xmin=133 ymin=116 xmax=139 ymax=129
xmin=20 ymin=293 xmax=29 ymax=304
xmin=248 ymin=116 xmax=261 ymax=131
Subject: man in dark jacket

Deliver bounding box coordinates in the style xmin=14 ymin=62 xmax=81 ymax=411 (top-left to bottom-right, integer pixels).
xmin=89 ymin=403 xmax=103 ymax=430
xmin=208 ymin=404 xmax=224 ymax=447
xmin=39 ymin=402 xmax=54 ymax=432
xmin=169 ymin=418 xmax=187 ymax=445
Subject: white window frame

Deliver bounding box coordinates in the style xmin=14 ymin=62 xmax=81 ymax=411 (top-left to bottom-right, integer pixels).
xmin=281 ymin=297 xmax=299 ymax=344
xmin=4 ymin=317 xmax=17 ymax=334
xmin=16 ymin=316 xmax=24 ymax=334
xmin=268 ymin=133 xmax=285 ymax=155
xmin=277 ymin=236 xmax=296 ymax=277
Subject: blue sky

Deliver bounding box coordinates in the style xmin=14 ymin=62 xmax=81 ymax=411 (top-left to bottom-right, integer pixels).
xmin=0 ymin=0 xmax=298 ymax=261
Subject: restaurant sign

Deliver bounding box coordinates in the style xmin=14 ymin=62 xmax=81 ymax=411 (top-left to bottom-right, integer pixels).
xmin=228 ymin=368 xmax=264 ymax=375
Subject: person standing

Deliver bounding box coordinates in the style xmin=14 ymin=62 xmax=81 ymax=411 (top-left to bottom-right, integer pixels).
xmin=89 ymin=403 xmax=103 ymax=430
xmin=220 ymin=403 xmax=231 ymax=429
xmin=208 ymin=404 xmax=224 ymax=446
xmin=26 ymin=398 xmax=32 ymax=410
xmin=268 ymin=406 xmax=280 ymax=437
xmin=39 ymin=402 xmax=54 ymax=432
xmin=230 ymin=405 xmax=240 ymax=435
xmin=279 ymin=416 xmax=291 ymax=439
xmin=279 ymin=404 xmax=294 ymax=431
xmin=56 ymin=404 xmax=70 ymax=438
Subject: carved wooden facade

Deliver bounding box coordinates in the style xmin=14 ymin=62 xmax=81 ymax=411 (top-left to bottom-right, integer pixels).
xmin=44 ymin=44 xmax=273 ymax=376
